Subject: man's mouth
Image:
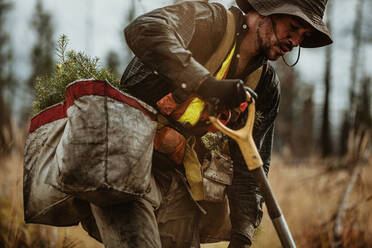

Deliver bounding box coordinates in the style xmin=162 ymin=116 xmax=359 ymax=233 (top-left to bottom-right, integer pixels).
xmin=279 ymin=44 xmax=292 ymax=55
xmin=280 ymin=44 xmax=292 ymax=54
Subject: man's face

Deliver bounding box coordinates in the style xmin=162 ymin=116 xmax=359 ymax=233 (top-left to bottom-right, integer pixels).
xmin=257 ymin=14 xmax=314 ymax=60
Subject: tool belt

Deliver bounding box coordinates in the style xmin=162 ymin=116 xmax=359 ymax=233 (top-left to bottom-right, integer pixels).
xmin=184 ymin=135 xmax=233 ymax=202
xmin=154 ymin=117 xmax=234 ymax=202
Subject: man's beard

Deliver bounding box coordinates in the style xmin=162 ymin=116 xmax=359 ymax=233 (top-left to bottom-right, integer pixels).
xmin=256 ymin=17 xmax=291 ymax=61
xmin=256 ymin=26 xmax=277 ymax=60
xmin=257 ymin=28 xmax=291 ymax=60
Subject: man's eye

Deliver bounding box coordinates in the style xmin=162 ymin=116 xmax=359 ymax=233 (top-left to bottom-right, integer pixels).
xmin=290 ymin=24 xmax=298 ymax=31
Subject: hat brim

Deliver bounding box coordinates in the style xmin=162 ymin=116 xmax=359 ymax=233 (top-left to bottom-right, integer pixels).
xmin=236 ymin=0 xmax=333 ymax=48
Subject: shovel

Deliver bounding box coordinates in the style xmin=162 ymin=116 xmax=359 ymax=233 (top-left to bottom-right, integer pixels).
xmin=209 ymin=92 xmax=296 ymax=248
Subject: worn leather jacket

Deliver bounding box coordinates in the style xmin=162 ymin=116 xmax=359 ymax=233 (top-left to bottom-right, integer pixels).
xmin=120 ymin=1 xmax=280 ymax=245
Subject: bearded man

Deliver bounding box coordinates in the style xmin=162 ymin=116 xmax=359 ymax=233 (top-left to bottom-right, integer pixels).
xmin=85 ymin=0 xmax=332 ymax=247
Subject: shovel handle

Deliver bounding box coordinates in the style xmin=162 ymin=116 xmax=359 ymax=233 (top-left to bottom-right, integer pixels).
xmin=209 ymin=91 xmax=297 ymax=248
xmin=208 ymin=92 xmax=262 ymax=170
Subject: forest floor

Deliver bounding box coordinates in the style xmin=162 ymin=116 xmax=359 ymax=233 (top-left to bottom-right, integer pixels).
xmin=1 ymin=126 xmax=371 ymax=248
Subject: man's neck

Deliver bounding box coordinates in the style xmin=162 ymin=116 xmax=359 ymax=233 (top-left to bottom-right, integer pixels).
xmin=234 ymin=12 xmax=264 ymax=77
xmin=234 ymin=12 xmax=263 ymax=76
xmin=239 ymin=11 xmax=263 ymax=62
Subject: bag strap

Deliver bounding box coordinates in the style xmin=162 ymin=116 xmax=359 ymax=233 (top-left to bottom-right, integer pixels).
xmin=203 ymin=9 xmax=265 ymax=91
xmin=204 ymin=9 xmax=236 ymax=75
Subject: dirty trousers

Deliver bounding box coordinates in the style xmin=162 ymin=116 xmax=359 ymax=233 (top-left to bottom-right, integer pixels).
xmin=88 ymin=169 xmax=202 ymax=248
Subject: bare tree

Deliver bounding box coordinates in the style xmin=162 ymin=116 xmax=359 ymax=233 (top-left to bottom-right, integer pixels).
xmin=122 ymin=0 xmax=136 ymax=67
xmin=355 ymin=77 xmax=371 ymax=129
xmin=0 ymin=0 xmax=15 ymax=155
xmin=349 ymin=0 xmax=365 ymax=109
xmin=340 ymin=0 xmax=366 ymax=155
xmin=298 ymin=86 xmax=315 ymax=157
xmin=320 ymin=0 xmax=333 ymax=157
xmin=105 ymin=50 xmax=121 ymax=80
xmin=28 ymin=0 xmax=55 ymax=88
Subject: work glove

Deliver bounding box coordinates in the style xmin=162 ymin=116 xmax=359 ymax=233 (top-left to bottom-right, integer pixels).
xmin=196 ymin=76 xmax=247 ymax=111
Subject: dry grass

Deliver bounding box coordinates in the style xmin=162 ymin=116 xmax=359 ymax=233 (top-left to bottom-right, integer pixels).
xmin=251 ymin=155 xmax=372 ymax=248
xmin=1 ymin=124 xmax=371 ymax=247
xmin=0 ymin=123 xmax=103 ymax=248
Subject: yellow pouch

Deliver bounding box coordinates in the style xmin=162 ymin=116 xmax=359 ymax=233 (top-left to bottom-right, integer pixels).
xmin=183 ymin=136 xmax=204 ymax=201
xmin=177 ymin=97 xmax=205 ymax=126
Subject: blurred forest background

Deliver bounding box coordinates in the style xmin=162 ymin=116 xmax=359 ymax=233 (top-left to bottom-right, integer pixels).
xmin=0 ymin=0 xmax=371 ymax=247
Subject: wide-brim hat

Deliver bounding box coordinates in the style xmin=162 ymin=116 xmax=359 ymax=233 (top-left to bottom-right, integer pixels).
xmin=236 ymin=0 xmax=333 ymax=48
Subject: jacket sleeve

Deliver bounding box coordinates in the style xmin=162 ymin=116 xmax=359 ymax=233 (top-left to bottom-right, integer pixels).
xmin=227 ymin=65 xmax=280 ymax=243
xmin=124 ymin=2 xmax=226 ymax=93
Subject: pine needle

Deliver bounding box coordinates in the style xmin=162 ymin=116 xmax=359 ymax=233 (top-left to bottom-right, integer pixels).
xmin=32 ymin=34 xmax=119 ymax=114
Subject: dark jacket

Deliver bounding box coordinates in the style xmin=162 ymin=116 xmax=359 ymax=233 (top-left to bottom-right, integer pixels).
xmin=120 ymin=1 xmax=280 ymax=244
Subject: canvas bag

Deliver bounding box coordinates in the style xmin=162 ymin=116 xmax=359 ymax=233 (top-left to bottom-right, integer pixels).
xmin=23 ymin=79 xmax=158 ymax=225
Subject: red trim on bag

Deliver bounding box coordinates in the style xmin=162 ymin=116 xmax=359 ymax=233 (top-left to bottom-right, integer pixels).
xmin=29 ymin=80 xmax=156 ymax=133
xmin=29 ymin=104 xmax=65 ymax=133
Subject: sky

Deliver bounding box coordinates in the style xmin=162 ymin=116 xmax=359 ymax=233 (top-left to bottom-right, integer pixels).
xmin=8 ymin=0 xmax=372 ymax=129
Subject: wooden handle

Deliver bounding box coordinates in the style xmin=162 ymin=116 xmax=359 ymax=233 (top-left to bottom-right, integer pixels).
xmin=209 ymin=92 xmax=263 ymax=170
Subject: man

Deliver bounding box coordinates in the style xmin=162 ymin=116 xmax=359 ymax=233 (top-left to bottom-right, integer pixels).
xmin=88 ymin=0 xmax=332 ymax=247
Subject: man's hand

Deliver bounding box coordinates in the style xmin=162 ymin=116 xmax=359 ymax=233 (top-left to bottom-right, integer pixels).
xmin=197 ymin=76 xmax=247 ymax=111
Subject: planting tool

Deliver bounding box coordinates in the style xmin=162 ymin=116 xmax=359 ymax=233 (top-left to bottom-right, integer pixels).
xmin=209 ymin=92 xmax=296 ymax=248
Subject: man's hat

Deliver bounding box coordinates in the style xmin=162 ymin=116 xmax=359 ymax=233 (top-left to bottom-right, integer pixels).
xmin=236 ymin=0 xmax=333 ymax=48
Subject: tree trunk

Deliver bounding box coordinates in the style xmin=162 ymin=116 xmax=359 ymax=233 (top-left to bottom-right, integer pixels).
xmin=321 ymin=0 xmax=333 ymax=157
xmin=349 ymin=0 xmax=365 ymax=120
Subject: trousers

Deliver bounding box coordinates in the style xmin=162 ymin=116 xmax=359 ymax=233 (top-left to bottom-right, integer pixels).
xmin=82 ymin=168 xmax=202 ymax=248
xmin=80 ymin=156 xmax=253 ymax=247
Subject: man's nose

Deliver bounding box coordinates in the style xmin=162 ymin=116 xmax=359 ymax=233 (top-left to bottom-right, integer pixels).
xmin=289 ymin=35 xmax=301 ymax=48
